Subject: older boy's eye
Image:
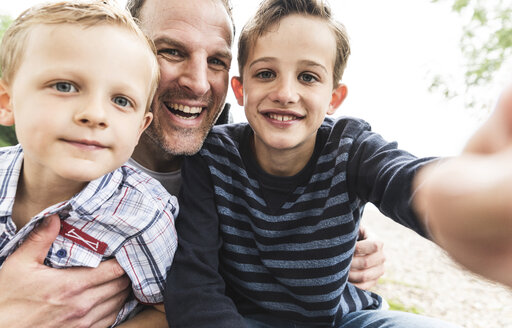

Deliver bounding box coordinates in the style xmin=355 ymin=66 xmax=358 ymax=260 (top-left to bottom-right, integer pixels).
xmin=53 ymin=82 xmax=77 ymax=93
xmin=256 ymin=71 xmax=275 ymax=79
xmin=112 ymin=96 xmax=132 ymax=108
xmin=299 ymin=73 xmax=317 ymax=83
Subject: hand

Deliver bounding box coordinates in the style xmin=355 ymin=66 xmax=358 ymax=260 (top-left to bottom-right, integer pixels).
xmin=0 ymin=214 xmax=131 ymax=328
xmin=348 ymin=225 xmax=385 ymax=290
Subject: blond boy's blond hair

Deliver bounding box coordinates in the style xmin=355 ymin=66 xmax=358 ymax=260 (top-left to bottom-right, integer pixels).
xmin=237 ymin=0 xmax=350 ymax=86
xmin=0 ymin=0 xmax=159 ymax=112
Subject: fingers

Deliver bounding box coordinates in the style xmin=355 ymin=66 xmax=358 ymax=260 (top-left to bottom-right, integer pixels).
xmin=86 ymin=286 xmax=131 ymax=328
xmin=353 ymin=237 xmax=383 ymax=256
xmin=349 ymin=261 xmax=385 ymax=290
xmin=351 ymin=247 xmax=386 ymax=270
xmin=13 ymin=214 xmax=60 ymax=264
xmin=79 ymin=272 xmax=130 ymax=308
xmin=69 ymin=259 xmax=127 ymax=290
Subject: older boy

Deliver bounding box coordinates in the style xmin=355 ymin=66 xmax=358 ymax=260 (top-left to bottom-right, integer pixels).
xmin=165 ymin=0 xmax=461 ymax=327
xmin=0 ymin=1 xmax=177 ymax=326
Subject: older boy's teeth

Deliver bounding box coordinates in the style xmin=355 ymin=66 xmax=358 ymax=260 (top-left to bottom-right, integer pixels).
xmin=269 ymin=113 xmax=295 ymax=121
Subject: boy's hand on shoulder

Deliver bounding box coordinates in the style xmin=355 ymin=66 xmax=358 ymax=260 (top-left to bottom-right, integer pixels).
xmin=0 ymin=214 xmax=130 ymax=328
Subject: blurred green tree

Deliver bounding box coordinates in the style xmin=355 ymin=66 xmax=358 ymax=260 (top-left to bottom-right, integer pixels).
xmin=0 ymin=14 xmax=17 ymax=147
xmin=430 ymin=0 xmax=512 ymax=109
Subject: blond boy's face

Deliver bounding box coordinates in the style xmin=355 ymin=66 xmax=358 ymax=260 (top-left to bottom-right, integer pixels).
xmin=233 ymin=14 xmax=346 ymax=159
xmin=1 ymin=24 xmax=153 ymax=183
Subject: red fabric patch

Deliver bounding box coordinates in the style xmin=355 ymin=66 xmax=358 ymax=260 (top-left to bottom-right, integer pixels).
xmin=59 ymin=220 xmax=108 ymax=255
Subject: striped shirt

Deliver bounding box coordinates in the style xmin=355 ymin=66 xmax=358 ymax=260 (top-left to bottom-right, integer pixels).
xmin=0 ymin=144 xmax=178 ymax=326
xmin=166 ymin=117 xmax=432 ymax=327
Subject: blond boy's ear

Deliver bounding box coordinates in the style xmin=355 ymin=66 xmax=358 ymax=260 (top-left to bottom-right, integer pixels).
xmin=327 ymin=84 xmax=348 ymax=115
xmin=0 ymin=80 xmax=14 ymax=126
xmin=136 ymin=112 xmax=153 ymax=140
xmin=230 ymin=76 xmax=244 ymax=106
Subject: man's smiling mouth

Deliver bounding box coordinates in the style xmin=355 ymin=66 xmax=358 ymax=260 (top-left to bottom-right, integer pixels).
xmin=165 ymin=103 xmax=204 ymax=120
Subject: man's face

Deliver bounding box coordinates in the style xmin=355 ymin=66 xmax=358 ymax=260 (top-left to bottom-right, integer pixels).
xmin=138 ymin=0 xmax=233 ymax=156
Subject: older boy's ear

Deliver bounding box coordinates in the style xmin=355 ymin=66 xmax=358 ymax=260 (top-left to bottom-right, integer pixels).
xmin=230 ymin=76 xmax=244 ymax=106
xmin=0 ymin=80 xmax=14 ymax=126
xmin=327 ymin=84 xmax=348 ymax=115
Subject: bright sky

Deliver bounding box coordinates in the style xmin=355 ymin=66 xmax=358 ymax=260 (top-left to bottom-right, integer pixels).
xmin=1 ymin=0 xmax=498 ymax=157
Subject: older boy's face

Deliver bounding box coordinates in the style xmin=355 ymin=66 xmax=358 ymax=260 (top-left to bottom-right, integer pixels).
xmin=6 ymin=24 xmax=153 ymax=183
xmin=235 ymin=14 xmax=342 ymax=159
xmin=137 ymin=0 xmax=233 ymax=158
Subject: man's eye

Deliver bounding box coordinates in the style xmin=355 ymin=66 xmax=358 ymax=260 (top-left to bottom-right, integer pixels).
xmin=299 ymin=73 xmax=317 ymax=83
xmin=158 ymin=49 xmax=181 ymax=59
xmin=112 ymin=96 xmax=132 ymax=108
xmin=209 ymin=58 xmax=227 ymax=69
xmin=256 ymin=71 xmax=275 ymax=79
xmin=53 ymin=82 xmax=77 ymax=93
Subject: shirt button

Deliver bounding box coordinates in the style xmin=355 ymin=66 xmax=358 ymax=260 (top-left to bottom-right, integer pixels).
xmin=56 ymin=249 xmax=67 ymax=258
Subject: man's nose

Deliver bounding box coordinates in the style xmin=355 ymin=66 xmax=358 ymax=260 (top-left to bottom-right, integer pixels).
xmin=177 ymin=55 xmax=210 ymax=97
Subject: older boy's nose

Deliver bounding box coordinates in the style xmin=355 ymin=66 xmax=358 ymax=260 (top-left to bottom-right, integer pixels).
xmin=74 ymin=99 xmax=108 ymax=128
xmin=270 ymin=77 xmax=299 ymax=105
xmin=178 ymin=55 xmax=210 ymax=97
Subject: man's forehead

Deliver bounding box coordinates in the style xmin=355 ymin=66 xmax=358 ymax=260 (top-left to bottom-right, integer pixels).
xmin=140 ymin=0 xmax=232 ymax=41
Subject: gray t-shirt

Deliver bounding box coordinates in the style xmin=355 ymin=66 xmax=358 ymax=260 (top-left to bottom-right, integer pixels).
xmin=127 ymin=158 xmax=181 ymax=196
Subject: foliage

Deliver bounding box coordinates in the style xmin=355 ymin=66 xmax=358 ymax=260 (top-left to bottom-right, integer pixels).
xmin=0 ymin=14 xmax=17 ymax=146
xmin=430 ymin=0 xmax=512 ymax=109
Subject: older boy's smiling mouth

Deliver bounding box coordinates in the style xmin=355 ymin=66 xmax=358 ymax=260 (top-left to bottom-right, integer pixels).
xmin=165 ymin=102 xmax=204 ymax=120
xmin=267 ymin=113 xmax=302 ymax=122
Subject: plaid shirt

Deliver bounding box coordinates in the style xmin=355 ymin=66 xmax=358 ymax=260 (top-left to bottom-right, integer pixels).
xmin=0 ymin=145 xmax=178 ymax=325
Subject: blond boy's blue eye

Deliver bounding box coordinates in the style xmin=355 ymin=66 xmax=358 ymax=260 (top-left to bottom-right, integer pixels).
xmin=54 ymin=82 xmax=77 ymax=93
xmin=112 ymin=96 xmax=132 ymax=108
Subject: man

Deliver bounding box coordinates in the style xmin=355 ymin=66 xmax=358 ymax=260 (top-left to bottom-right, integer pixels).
xmin=0 ymin=0 xmax=384 ymax=326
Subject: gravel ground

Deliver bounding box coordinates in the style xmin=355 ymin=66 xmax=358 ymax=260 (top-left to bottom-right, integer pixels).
xmin=363 ymin=208 xmax=512 ymax=328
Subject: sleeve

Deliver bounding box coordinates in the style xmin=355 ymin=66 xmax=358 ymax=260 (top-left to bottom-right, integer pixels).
xmin=164 ymin=154 xmax=247 ymax=327
xmin=115 ymin=199 xmax=178 ymax=304
xmin=347 ymin=128 xmax=437 ymax=237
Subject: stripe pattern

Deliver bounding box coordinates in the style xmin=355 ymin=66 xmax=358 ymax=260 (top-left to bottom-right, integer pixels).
xmin=200 ymin=118 xmax=383 ymax=325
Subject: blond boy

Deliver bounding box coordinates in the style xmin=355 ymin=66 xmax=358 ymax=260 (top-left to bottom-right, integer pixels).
xmin=0 ymin=1 xmax=177 ymax=326
xmin=165 ymin=0 xmax=462 ymax=327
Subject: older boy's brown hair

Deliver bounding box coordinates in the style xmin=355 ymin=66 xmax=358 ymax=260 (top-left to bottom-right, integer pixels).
xmin=0 ymin=0 xmax=159 ymax=112
xmin=237 ymin=0 xmax=350 ymax=86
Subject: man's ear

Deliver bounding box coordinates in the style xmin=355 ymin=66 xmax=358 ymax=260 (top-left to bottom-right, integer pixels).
xmin=230 ymin=76 xmax=244 ymax=106
xmin=0 ymin=80 xmax=14 ymax=126
xmin=327 ymin=83 xmax=348 ymax=115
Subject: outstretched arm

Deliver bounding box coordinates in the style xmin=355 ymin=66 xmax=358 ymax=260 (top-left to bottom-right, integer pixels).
xmin=0 ymin=215 xmax=130 ymax=327
xmin=413 ymin=86 xmax=512 ymax=287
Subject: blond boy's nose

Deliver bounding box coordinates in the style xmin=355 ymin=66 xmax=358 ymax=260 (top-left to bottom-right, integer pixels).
xmin=75 ymin=100 xmax=108 ymax=128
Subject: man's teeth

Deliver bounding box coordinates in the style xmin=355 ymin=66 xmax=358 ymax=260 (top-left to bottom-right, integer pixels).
xmin=268 ymin=113 xmax=296 ymax=121
xmin=168 ymin=103 xmax=203 ymax=119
